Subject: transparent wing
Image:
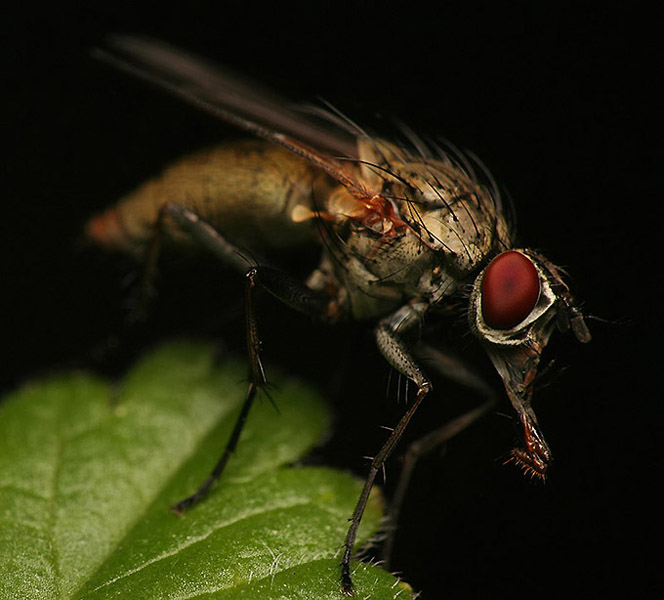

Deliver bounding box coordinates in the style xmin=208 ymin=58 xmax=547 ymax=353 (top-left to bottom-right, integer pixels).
xmin=95 ymin=35 xmax=360 ymax=162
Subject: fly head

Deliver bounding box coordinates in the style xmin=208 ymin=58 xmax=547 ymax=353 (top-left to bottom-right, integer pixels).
xmin=468 ymin=249 xmax=591 ymax=479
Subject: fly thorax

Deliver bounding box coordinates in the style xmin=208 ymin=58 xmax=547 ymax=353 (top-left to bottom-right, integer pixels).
xmin=333 ymin=224 xmax=444 ymax=320
xmin=422 ymin=205 xmax=495 ymax=273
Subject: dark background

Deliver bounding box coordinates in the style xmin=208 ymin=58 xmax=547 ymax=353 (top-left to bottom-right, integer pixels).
xmin=5 ymin=4 xmax=657 ymax=598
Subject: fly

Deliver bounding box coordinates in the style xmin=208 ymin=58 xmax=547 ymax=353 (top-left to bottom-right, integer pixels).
xmin=87 ymin=35 xmax=591 ymax=595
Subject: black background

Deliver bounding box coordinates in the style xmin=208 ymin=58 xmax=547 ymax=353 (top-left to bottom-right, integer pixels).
xmin=4 ymin=4 xmax=657 ymax=598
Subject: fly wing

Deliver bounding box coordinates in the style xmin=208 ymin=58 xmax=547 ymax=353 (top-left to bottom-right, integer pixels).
xmin=95 ymin=35 xmax=364 ymax=188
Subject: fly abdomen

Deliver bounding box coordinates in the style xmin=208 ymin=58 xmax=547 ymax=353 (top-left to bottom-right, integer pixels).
xmin=86 ymin=140 xmax=329 ymax=255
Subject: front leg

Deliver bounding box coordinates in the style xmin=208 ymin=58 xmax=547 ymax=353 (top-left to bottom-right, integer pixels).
xmin=381 ymin=341 xmax=499 ymax=566
xmin=340 ymin=303 xmax=432 ymax=595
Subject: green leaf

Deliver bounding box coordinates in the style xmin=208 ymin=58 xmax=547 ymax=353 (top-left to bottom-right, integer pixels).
xmin=0 ymin=340 xmax=412 ymax=599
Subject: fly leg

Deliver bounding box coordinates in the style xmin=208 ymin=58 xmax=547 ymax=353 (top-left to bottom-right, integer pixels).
xmin=172 ymin=266 xmax=262 ymax=514
xmin=381 ymin=342 xmax=497 ymax=566
xmin=340 ymin=304 xmax=432 ymax=596
xmin=165 ymin=203 xmax=328 ymax=514
xmin=86 ymin=204 xmax=176 ymax=366
xmin=162 ymin=203 xmax=254 ymax=273
xmin=167 ymin=203 xmax=328 ymax=316
xmin=125 ymin=200 xmax=251 ymax=323
xmin=129 ymin=203 xmax=170 ymax=322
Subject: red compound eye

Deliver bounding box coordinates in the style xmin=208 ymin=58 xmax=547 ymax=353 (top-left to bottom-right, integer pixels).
xmin=481 ymin=251 xmax=540 ymax=329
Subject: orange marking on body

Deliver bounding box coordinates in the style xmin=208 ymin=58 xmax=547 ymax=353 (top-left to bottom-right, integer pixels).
xmin=85 ymin=208 xmax=123 ymax=249
xmin=350 ymin=193 xmax=409 ymax=238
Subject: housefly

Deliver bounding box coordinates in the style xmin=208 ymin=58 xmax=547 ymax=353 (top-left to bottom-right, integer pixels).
xmin=87 ymin=35 xmax=591 ymax=595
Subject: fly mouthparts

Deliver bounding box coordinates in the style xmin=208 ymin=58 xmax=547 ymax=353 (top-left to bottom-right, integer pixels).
xmin=504 ymin=448 xmax=549 ymax=481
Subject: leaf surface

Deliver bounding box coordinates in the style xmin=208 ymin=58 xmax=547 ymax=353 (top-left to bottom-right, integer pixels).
xmin=0 ymin=341 xmax=411 ymax=599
